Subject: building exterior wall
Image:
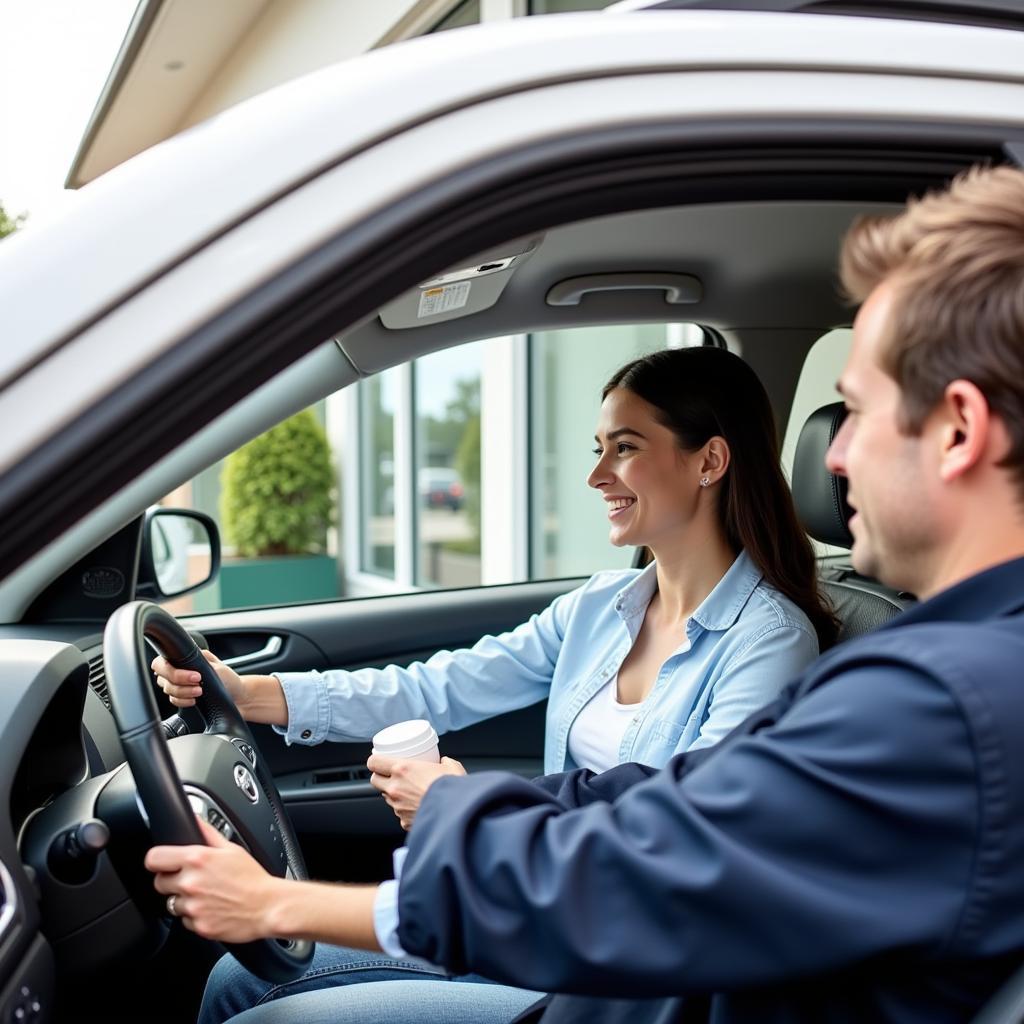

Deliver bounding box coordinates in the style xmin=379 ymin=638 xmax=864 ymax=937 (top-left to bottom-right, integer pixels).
xmin=180 ymin=0 xmax=429 ymax=129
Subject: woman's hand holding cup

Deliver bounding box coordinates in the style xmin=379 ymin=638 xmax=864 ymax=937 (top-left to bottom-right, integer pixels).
xmin=369 ymin=719 xmax=466 ymax=830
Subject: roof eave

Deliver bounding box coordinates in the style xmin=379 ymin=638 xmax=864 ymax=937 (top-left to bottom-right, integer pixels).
xmin=64 ymin=0 xmax=164 ymax=190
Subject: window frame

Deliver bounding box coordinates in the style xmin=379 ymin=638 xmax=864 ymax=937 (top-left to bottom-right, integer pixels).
xmin=347 ymin=335 xmax=531 ymax=596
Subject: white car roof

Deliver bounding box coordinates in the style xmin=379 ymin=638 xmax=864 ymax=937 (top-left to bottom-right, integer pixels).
xmin=2 ymin=9 xmax=1024 ymax=390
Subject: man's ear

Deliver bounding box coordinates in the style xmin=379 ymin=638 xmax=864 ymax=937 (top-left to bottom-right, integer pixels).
xmin=937 ymin=380 xmax=992 ymax=483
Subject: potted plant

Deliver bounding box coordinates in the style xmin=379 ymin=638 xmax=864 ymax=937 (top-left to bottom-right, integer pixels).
xmin=216 ymin=410 xmax=338 ymax=608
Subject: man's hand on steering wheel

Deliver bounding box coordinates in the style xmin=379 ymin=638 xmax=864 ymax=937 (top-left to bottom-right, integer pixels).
xmin=146 ymin=817 xmax=286 ymax=943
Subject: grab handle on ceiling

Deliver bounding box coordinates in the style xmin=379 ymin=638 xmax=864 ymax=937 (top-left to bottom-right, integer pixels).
xmin=545 ymin=273 xmax=702 ymax=307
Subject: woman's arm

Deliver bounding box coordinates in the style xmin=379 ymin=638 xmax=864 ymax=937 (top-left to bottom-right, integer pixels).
xmin=151 ymin=650 xmax=289 ymax=725
xmin=270 ymin=587 xmax=579 ymax=746
xmin=152 ymin=586 xmax=582 ymax=744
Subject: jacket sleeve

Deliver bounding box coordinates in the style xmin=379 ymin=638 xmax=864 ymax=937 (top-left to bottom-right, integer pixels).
xmin=272 ymin=584 xmax=583 ymax=744
xmin=527 ymin=762 xmax=661 ymax=807
xmin=397 ymin=657 xmax=979 ymax=996
xmin=688 ymin=623 xmax=818 ymax=751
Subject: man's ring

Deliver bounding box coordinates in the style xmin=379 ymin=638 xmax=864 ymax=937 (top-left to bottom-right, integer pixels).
xmin=166 ymin=894 xmax=180 ymax=917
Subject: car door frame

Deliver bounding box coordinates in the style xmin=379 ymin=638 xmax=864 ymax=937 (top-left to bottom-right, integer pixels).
xmin=3 ymin=18 xmax=1024 ymax=595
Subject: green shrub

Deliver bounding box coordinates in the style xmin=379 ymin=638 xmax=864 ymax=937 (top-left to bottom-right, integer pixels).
xmin=220 ymin=410 xmax=335 ymax=557
xmin=0 ymin=201 xmax=26 ymax=240
xmin=454 ymin=413 xmax=481 ymax=543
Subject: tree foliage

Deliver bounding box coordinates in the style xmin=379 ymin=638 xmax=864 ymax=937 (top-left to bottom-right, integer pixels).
xmin=420 ymin=376 xmax=480 ymax=461
xmin=454 ymin=411 xmax=482 ymax=539
xmin=220 ymin=410 xmax=335 ymax=557
xmin=366 ymin=375 xmax=394 ymax=514
xmin=0 ymin=201 xmax=26 ymax=240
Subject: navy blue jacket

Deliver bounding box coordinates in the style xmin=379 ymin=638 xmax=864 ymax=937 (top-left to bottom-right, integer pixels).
xmin=397 ymin=558 xmax=1024 ymax=1023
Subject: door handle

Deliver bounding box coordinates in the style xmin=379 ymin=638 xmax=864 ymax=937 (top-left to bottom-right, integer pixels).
xmin=222 ymin=635 xmax=283 ymax=668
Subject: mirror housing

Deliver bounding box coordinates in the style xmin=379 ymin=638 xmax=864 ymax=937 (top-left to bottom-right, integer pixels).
xmin=137 ymin=508 xmax=220 ymax=601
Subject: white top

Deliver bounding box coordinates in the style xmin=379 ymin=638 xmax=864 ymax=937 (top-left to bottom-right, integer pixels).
xmin=567 ymin=677 xmax=644 ymax=775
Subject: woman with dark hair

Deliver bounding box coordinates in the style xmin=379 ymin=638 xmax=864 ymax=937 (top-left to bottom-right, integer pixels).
xmin=153 ymin=345 xmax=835 ymax=1023
xmin=604 ymin=346 xmax=837 ymax=650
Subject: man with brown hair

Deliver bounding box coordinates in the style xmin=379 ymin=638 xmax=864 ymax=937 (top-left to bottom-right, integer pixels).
xmin=833 ymin=166 xmax=1024 ymax=597
xmin=149 ymin=166 xmax=1024 ymax=1024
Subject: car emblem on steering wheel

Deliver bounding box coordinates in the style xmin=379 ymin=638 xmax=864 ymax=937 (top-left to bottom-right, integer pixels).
xmin=234 ymin=764 xmax=260 ymax=804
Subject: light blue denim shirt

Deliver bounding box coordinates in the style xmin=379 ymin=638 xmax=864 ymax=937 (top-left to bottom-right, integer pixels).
xmin=274 ymin=549 xmax=819 ymax=775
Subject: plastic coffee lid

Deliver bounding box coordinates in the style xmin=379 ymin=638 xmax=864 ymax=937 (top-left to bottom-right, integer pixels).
xmin=372 ymin=719 xmax=438 ymax=756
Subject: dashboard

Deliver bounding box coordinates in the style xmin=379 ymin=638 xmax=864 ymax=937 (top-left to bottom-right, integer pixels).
xmin=0 ymin=849 xmax=52 ymax=1024
xmin=0 ymin=628 xmax=161 ymax=1024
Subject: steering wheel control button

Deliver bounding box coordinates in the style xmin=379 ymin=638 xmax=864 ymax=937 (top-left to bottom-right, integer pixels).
xmin=233 ymin=764 xmax=260 ymax=804
xmin=207 ymin=808 xmax=232 ymax=838
xmin=232 ymin=739 xmax=258 ymax=767
xmin=179 ymin=785 xmax=236 ymax=840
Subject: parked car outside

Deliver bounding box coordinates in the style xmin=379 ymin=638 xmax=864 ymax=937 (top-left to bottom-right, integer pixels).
xmin=419 ymin=467 xmax=464 ymax=511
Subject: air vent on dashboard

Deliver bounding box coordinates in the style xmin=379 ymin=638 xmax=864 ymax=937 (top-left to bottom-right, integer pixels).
xmin=87 ymin=653 xmax=110 ymax=709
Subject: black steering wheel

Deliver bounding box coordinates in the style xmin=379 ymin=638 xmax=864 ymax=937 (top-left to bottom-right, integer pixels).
xmin=103 ymin=600 xmax=315 ymax=983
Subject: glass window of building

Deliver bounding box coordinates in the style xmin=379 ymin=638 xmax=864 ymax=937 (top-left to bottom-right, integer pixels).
xmin=414 ymin=343 xmax=484 ymax=588
xmin=529 ymin=323 xmax=704 ymax=580
xmin=359 ymin=369 xmax=399 ymax=578
xmin=529 ymin=0 xmax=619 ymax=13
xmin=432 ymin=0 xmax=481 ymax=31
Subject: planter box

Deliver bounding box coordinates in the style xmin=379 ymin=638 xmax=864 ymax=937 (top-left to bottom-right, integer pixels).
xmin=197 ymin=553 xmax=339 ymax=612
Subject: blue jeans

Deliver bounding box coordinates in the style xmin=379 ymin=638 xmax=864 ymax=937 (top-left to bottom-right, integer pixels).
xmin=223 ymin=981 xmax=543 ymax=1024
xmin=198 ymin=944 xmax=529 ymax=1024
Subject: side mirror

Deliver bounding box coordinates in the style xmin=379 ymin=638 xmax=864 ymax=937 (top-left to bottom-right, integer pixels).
xmin=136 ymin=508 xmax=221 ymax=601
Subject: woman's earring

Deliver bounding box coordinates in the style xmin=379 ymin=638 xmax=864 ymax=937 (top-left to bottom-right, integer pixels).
xmin=699 ymin=476 xmax=711 ymax=488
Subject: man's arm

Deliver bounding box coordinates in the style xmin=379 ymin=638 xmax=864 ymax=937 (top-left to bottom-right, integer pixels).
xmin=528 ymin=680 xmax=803 ymax=809
xmin=528 ymin=762 xmax=659 ymax=806
xmin=145 ymin=818 xmax=384 ymax=949
xmin=397 ymin=658 xmax=980 ymax=996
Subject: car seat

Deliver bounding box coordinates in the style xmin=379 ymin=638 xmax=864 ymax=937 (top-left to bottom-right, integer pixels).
xmin=791 ymin=402 xmax=913 ymax=645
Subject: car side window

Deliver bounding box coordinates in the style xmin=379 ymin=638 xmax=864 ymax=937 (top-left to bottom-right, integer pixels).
xmin=161 ymin=325 xmax=706 ymax=613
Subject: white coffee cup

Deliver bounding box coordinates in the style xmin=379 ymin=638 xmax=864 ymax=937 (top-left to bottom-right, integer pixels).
xmin=371 ymin=719 xmax=440 ymax=763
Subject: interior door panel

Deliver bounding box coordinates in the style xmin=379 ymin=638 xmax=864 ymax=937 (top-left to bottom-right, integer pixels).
xmin=180 ymin=578 xmax=582 ymax=879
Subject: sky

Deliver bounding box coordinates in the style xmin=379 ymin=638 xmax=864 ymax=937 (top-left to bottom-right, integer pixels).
xmin=0 ymin=0 xmax=139 ymax=229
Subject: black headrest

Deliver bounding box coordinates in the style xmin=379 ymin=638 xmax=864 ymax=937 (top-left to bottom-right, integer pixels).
xmin=792 ymin=403 xmax=853 ymax=548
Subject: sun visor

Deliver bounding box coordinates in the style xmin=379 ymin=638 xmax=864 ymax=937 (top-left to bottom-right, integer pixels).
xmin=378 ymin=235 xmax=542 ymax=329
